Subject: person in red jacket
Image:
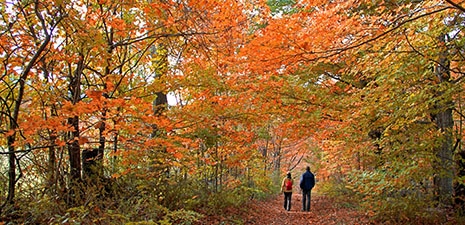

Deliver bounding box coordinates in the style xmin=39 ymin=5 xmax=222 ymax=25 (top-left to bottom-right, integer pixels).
xmin=281 ymin=172 xmax=293 ymax=211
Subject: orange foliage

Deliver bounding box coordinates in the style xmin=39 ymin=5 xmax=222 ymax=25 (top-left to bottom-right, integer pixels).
xmin=3 ymin=1 xmax=463 ymax=220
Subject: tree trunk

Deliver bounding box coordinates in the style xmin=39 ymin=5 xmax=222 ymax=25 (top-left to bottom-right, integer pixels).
xmin=97 ymin=117 xmax=105 ymax=177
xmin=433 ymin=34 xmax=454 ymax=206
xmin=6 ymin=136 xmax=16 ymax=205
xmin=434 ymin=108 xmax=454 ymax=206
xmin=82 ymin=109 xmax=106 ymax=180
xmin=67 ymin=55 xmax=84 ymax=187
xmin=68 ymin=115 xmax=81 ymax=182
xmin=82 ymin=148 xmax=100 ymax=180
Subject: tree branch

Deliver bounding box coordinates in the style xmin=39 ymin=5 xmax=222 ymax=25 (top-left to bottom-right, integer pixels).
xmin=445 ymin=0 xmax=465 ymax=13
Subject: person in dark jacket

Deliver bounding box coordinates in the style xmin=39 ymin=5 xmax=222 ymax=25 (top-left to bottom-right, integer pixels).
xmin=281 ymin=172 xmax=293 ymax=211
xmin=299 ymin=166 xmax=315 ymax=211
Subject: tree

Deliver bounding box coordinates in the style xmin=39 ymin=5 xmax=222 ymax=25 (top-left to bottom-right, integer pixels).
xmin=0 ymin=0 xmax=64 ymax=208
xmin=5 ymin=0 xmax=465 ymax=223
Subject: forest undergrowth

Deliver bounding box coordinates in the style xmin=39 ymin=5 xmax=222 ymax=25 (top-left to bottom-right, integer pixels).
xmin=196 ymin=192 xmax=461 ymax=225
xmin=1 ymin=177 xmax=463 ymax=224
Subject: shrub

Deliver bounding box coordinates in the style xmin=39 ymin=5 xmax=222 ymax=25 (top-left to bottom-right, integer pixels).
xmin=320 ymin=170 xmax=450 ymax=224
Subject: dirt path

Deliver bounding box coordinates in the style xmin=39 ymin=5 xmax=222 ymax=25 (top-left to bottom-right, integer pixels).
xmin=197 ymin=193 xmax=373 ymax=225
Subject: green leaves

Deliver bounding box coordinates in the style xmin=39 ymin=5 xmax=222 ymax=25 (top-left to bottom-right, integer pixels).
xmin=267 ymin=0 xmax=298 ymax=15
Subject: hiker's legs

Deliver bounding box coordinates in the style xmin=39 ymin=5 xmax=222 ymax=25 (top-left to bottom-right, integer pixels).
xmin=302 ymin=190 xmax=306 ymax=210
xmin=302 ymin=190 xmax=310 ymax=211
xmin=284 ymin=192 xmax=291 ymax=211
xmin=288 ymin=193 xmax=292 ymax=211
xmin=306 ymin=190 xmax=311 ymax=211
xmin=283 ymin=193 xmax=287 ymax=209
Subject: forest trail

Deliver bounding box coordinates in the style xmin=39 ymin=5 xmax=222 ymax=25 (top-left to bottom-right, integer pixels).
xmin=197 ymin=192 xmax=373 ymax=225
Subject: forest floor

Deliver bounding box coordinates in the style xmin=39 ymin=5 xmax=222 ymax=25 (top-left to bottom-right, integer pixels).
xmin=195 ymin=192 xmax=374 ymax=225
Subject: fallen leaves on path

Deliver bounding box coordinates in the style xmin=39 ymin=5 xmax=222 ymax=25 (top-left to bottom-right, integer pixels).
xmin=196 ymin=193 xmax=373 ymax=224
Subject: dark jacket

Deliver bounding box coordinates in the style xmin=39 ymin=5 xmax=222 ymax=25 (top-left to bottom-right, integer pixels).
xmin=299 ymin=171 xmax=315 ymax=191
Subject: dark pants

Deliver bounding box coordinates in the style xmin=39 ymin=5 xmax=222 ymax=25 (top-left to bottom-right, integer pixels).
xmin=302 ymin=189 xmax=311 ymax=211
xmin=283 ymin=192 xmax=292 ymax=211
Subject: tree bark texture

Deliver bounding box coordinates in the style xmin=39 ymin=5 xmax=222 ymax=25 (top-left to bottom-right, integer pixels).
xmin=433 ymin=34 xmax=454 ymax=206
xmin=68 ymin=115 xmax=81 ymax=182
xmin=434 ymin=108 xmax=454 ymax=206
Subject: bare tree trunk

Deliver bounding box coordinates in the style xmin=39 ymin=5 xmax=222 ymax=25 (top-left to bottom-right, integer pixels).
xmin=433 ymin=34 xmax=454 ymax=206
xmin=68 ymin=116 xmax=81 ymax=182
xmin=6 ymin=136 xmax=16 ymax=205
xmin=434 ymin=108 xmax=454 ymax=206
xmin=272 ymin=137 xmax=282 ymax=172
xmin=67 ymin=56 xmax=84 ymax=190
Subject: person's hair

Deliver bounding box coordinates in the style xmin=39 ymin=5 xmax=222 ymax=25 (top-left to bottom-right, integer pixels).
xmin=306 ymin=166 xmax=310 ymax=171
xmin=287 ymin=172 xmax=291 ymax=178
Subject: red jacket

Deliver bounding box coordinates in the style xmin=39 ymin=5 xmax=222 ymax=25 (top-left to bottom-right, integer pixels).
xmin=282 ymin=177 xmax=293 ymax=193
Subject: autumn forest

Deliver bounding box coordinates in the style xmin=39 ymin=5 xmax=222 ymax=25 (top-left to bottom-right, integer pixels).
xmin=2 ymin=0 xmax=465 ymax=224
